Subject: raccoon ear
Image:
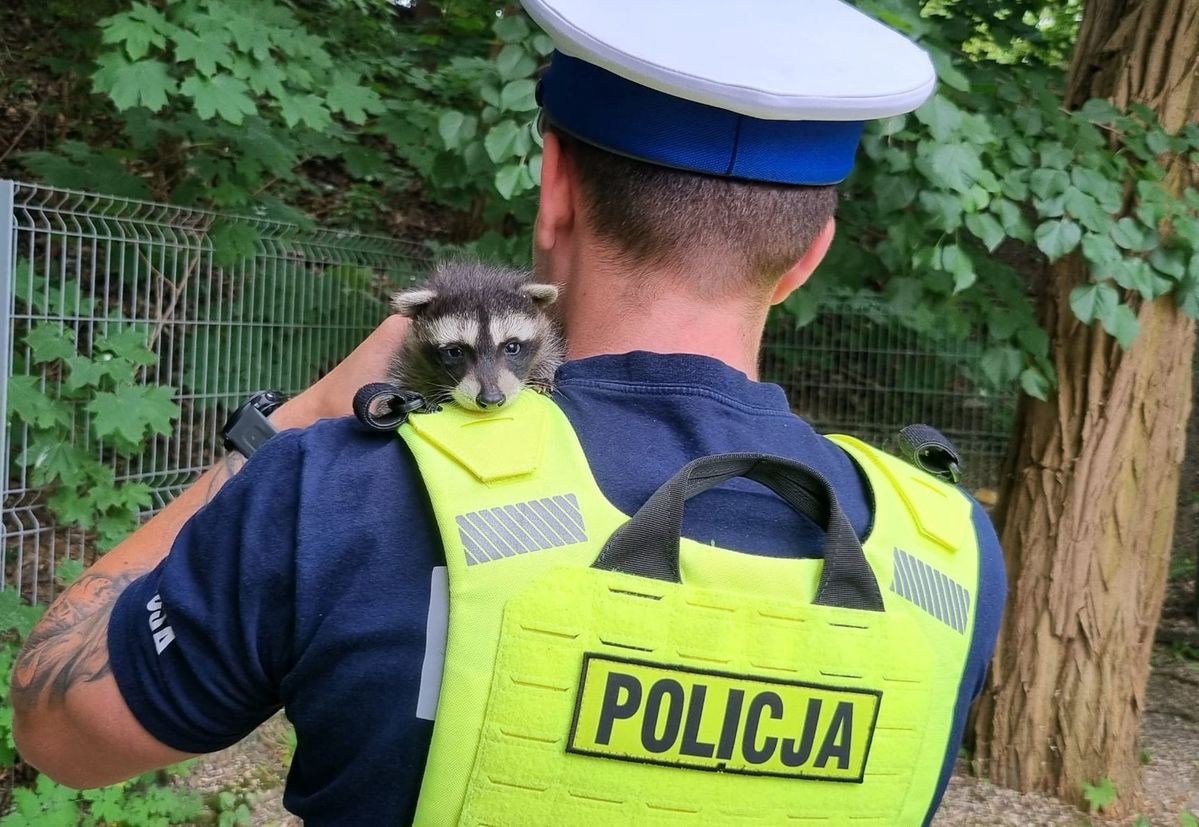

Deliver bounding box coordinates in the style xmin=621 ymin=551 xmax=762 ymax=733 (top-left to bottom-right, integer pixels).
xmin=521 ymin=282 xmax=559 ymax=306
xmin=391 ymin=287 xmax=437 ymax=317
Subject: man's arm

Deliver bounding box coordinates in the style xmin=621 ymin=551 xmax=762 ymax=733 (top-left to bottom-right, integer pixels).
xmin=10 ymin=315 xmax=408 ymax=788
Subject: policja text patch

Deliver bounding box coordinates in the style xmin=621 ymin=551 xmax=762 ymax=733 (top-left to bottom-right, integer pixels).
xmin=567 ymin=654 xmax=881 ymax=782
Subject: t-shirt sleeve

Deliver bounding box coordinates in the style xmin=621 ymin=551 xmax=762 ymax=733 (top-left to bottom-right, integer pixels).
xmin=107 ymin=430 xmax=304 ymax=754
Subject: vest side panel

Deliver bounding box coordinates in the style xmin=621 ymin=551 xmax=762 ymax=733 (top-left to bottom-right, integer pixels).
xmin=830 ymin=434 xmax=981 ymax=822
xmin=400 ymin=393 xmax=626 ymax=824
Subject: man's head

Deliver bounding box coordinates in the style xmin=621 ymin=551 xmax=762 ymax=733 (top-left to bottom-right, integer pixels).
xmin=521 ymin=0 xmax=934 ymax=333
xmin=534 ymin=126 xmax=838 ymax=307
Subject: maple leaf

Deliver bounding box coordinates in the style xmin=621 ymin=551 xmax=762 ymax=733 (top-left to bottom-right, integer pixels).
xmin=278 ymin=92 xmax=331 ymax=130
xmin=172 ymin=29 xmax=232 ymax=76
xmin=6 ymin=375 xmax=71 ymax=429
xmin=100 ymin=2 xmax=173 ymax=60
xmin=241 ymin=58 xmax=288 ymax=99
xmin=96 ymin=326 xmax=157 ymax=365
xmin=326 ymin=70 xmax=384 ymax=125
xmin=24 ymin=323 xmax=76 ymax=364
xmin=88 ymin=388 xmax=150 ymax=445
xmin=64 ymin=355 xmax=109 ymax=390
xmin=138 ymin=384 xmax=182 ymax=436
xmin=180 ymin=73 xmax=258 ymax=124
xmin=92 ymin=53 xmax=177 ymax=112
xmin=87 ymin=385 xmax=179 ymax=445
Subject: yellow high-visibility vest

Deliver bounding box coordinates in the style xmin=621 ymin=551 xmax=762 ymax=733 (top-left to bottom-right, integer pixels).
xmin=400 ymin=392 xmax=978 ymax=825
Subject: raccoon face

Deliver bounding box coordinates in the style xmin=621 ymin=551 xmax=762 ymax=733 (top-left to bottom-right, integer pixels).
xmin=391 ymin=262 xmax=561 ymax=412
xmin=422 ymin=311 xmax=547 ymax=411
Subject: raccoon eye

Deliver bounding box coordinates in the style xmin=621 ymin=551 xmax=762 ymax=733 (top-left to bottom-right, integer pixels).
xmin=504 ymin=341 xmax=522 ymax=356
xmin=440 ymin=345 xmax=464 ymax=362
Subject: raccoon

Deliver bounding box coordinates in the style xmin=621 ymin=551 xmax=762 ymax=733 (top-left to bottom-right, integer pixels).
xmin=388 ymin=260 xmax=564 ymax=412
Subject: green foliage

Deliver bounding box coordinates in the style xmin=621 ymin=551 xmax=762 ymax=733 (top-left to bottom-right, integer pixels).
xmin=8 ymin=265 xmax=179 ymax=549
xmin=1081 ymin=776 xmax=1118 ymax=813
xmin=15 ymin=0 xmax=519 ymax=245
xmin=772 ymin=0 xmax=1199 ymax=400
xmin=0 ymin=585 xmax=203 ymax=826
xmin=213 ymin=790 xmax=255 ymax=827
xmin=1180 ymin=810 xmax=1199 ymax=827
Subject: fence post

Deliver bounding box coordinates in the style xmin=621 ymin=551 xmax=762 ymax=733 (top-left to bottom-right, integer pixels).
xmin=0 ymin=179 xmax=13 ymax=591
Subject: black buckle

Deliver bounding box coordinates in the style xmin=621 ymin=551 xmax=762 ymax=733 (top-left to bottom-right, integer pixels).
xmin=353 ymin=383 xmax=427 ymax=432
xmin=897 ymin=424 xmax=963 ymax=485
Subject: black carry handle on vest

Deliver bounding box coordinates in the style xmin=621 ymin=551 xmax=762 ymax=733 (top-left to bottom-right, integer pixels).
xmin=593 ymin=453 xmax=885 ymax=612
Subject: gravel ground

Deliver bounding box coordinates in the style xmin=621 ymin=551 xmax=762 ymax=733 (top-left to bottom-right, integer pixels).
xmin=934 ymin=656 xmax=1199 ymax=826
xmin=188 ymin=654 xmax=1198 ymax=826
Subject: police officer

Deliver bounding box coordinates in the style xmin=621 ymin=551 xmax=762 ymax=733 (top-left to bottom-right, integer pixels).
xmin=11 ymin=1 xmax=1005 ymax=824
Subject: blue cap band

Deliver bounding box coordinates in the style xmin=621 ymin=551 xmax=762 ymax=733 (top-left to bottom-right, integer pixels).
xmin=538 ymin=52 xmax=865 ymax=185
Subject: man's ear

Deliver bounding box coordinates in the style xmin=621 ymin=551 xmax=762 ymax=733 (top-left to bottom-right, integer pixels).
xmin=770 ymin=218 xmax=836 ymax=305
xmin=521 ymin=282 xmax=559 ymax=305
xmin=391 ymin=287 xmax=436 ymax=317
xmin=534 ymin=131 xmax=575 ymax=254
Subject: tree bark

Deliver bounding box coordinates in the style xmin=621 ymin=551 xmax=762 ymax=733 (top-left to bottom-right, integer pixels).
xmin=973 ymin=0 xmax=1199 ymax=815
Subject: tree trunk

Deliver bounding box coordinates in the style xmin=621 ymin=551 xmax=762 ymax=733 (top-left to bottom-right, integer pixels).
xmin=972 ymin=0 xmax=1199 ymax=815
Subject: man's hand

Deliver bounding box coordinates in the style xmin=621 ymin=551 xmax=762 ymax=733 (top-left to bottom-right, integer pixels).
xmin=10 ymin=315 xmax=409 ymax=787
xmin=273 ymin=313 xmax=410 ymax=429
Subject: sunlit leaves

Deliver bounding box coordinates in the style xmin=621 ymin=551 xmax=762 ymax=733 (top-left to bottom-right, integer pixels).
xmin=499 ymin=79 xmax=538 ymax=113
xmin=914 ymin=95 xmax=963 ymax=142
xmin=1035 ymin=219 xmax=1082 ymax=260
xmin=965 ymin=212 xmax=1005 ymax=252
xmin=1070 ymin=282 xmax=1120 ymax=324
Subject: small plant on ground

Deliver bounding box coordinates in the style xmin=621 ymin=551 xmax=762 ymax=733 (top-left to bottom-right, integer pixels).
xmin=1081 ymin=776 xmax=1118 ymax=814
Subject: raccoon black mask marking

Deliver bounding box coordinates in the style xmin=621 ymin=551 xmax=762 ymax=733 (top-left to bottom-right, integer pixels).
xmin=388 ymin=261 xmax=564 ymax=412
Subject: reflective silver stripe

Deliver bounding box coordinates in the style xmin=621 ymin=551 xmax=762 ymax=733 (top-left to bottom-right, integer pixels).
xmin=890 ymin=547 xmax=970 ymax=634
xmin=543 ymin=497 xmax=586 ymax=542
xmin=460 ymin=513 xmax=504 ymax=562
xmin=454 ymin=516 xmax=491 ymax=564
xmin=503 ymin=503 xmax=552 ymax=548
xmin=552 ymin=494 xmax=586 ymax=534
xmin=477 ymin=509 xmax=526 ymax=555
xmin=490 ymin=507 xmax=535 ymax=552
xmin=456 ymin=494 xmax=587 ymax=565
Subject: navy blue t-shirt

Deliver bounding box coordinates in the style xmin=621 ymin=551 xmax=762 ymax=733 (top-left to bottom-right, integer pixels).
xmin=109 ymin=352 xmax=1005 ymax=825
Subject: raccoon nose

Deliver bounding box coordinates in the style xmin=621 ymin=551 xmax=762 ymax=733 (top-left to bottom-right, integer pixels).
xmin=476 ymin=391 xmax=506 ymax=409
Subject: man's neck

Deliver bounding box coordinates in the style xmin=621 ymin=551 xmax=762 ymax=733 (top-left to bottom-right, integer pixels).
xmin=558 ymin=258 xmax=769 ymax=379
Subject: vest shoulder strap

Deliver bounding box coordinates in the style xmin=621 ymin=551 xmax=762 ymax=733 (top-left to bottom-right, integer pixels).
xmin=827 ymin=433 xmax=973 ymax=554
xmin=404 ymin=392 xmax=553 ymax=483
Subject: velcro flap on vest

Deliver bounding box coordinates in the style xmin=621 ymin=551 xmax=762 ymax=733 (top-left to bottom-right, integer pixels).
xmin=833 ymin=436 xmax=968 ymax=553
xmin=407 ymin=392 xmax=549 ymax=483
xmin=458 ymin=566 xmax=947 ymax=826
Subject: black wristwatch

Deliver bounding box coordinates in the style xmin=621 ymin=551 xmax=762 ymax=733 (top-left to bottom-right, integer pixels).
xmin=221 ymin=390 xmax=288 ymax=458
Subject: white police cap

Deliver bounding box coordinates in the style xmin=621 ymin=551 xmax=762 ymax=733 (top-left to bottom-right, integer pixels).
xmin=522 ymin=0 xmax=936 ymax=184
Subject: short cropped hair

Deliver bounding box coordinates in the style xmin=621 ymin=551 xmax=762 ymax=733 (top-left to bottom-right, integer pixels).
xmin=552 ymin=128 xmax=838 ymax=296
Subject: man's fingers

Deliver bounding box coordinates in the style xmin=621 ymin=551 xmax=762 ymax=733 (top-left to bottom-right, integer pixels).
xmin=275 ymin=315 xmax=410 ymax=427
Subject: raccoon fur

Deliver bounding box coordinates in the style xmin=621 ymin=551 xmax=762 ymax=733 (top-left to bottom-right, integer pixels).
xmin=388 ymin=260 xmax=564 ymax=412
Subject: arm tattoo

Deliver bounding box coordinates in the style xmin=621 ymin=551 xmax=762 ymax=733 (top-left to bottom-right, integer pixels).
xmin=10 ymin=569 xmax=143 ymax=710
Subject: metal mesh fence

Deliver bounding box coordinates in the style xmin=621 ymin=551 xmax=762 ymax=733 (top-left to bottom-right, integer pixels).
xmin=1 ymin=178 xmax=1017 ymax=606
xmin=761 ymin=297 xmax=1017 ymax=491
xmin=1 ymin=179 xmax=426 ymax=604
